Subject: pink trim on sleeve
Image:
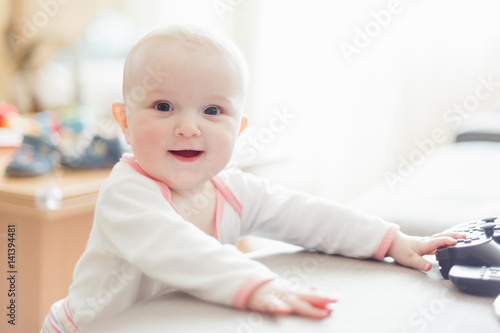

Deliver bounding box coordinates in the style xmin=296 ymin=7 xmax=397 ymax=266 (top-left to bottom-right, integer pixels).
xmin=232 ymin=275 xmax=278 ymax=309
xmin=372 ymin=226 xmax=399 ymax=260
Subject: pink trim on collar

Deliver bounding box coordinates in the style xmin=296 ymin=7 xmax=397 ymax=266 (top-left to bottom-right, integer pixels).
xmin=213 ymin=189 xmax=224 ymax=241
xmin=210 ymin=176 xmax=242 ymax=217
xmin=120 ymin=154 xmax=179 ymax=214
xmin=120 ymin=154 xmax=242 ymax=241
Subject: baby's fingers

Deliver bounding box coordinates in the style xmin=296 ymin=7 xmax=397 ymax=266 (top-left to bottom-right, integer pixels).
xmin=252 ymin=294 xmax=293 ymax=315
xmin=247 ymin=280 xmax=337 ymax=319
xmin=283 ymin=294 xmax=334 ymax=319
xmin=431 ymin=231 xmax=466 ymax=239
xmin=420 ymin=236 xmax=457 ymax=256
xmin=296 ymin=289 xmax=338 ymax=310
xmin=250 ymin=290 xmax=337 ymax=319
xmin=401 ymin=237 xmax=458 ymax=271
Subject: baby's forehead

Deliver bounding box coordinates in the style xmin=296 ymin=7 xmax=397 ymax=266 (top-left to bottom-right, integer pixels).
xmin=126 ymin=29 xmax=227 ymax=70
xmin=125 ymin=34 xmax=197 ymax=72
xmin=122 ymin=35 xmax=207 ymax=94
xmin=123 ymin=29 xmax=247 ymax=96
xmin=127 ymin=31 xmax=224 ymax=73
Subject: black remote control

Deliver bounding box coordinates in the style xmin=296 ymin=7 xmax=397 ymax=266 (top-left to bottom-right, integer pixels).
xmin=449 ymin=265 xmax=500 ymax=296
xmin=450 ymin=217 xmax=500 ymax=244
xmin=436 ymin=217 xmax=500 ymax=279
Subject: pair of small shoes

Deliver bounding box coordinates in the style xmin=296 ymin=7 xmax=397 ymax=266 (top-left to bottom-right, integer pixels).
xmin=5 ymin=135 xmax=59 ymax=177
xmin=5 ymin=135 xmax=124 ymax=177
xmin=61 ymin=135 xmax=124 ymax=170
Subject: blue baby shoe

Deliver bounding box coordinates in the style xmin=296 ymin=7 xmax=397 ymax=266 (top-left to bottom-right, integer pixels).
xmin=61 ymin=135 xmax=123 ymax=169
xmin=5 ymin=135 xmax=59 ymax=177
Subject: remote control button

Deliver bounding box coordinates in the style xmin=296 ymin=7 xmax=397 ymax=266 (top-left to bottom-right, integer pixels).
xmin=482 ymin=217 xmax=497 ymax=223
xmin=481 ymin=223 xmax=497 ymax=237
xmin=485 ymin=267 xmax=500 ymax=281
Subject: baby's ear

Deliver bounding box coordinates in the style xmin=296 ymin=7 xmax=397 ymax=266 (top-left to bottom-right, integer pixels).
xmin=112 ymin=102 xmax=130 ymax=143
xmin=239 ymin=115 xmax=248 ymax=136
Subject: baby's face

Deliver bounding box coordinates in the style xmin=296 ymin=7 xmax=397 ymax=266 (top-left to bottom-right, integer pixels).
xmin=117 ymin=37 xmax=246 ymax=192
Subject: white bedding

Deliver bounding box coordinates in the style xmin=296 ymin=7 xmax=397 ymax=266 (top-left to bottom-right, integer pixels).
xmin=350 ymin=141 xmax=500 ymax=236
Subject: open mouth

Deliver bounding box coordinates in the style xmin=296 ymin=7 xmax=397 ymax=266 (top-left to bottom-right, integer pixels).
xmin=169 ymin=150 xmax=204 ymax=162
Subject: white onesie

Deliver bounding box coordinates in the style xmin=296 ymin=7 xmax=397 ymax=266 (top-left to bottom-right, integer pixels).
xmin=42 ymin=154 xmax=398 ymax=332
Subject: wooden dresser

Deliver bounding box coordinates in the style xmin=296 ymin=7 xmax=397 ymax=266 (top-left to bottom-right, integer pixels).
xmin=0 ymin=148 xmax=111 ymax=332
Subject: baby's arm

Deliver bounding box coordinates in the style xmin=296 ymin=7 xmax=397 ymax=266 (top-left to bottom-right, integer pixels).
xmin=94 ymin=168 xmax=280 ymax=310
xmin=385 ymin=231 xmax=466 ymax=271
xmin=247 ymin=279 xmax=337 ymax=319
xmin=247 ymin=230 xmax=466 ymax=319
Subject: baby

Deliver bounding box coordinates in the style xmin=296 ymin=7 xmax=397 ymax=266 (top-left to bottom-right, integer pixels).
xmin=41 ymin=25 xmax=463 ymax=332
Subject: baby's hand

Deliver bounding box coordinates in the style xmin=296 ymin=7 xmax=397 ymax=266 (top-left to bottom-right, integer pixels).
xmin=386 ymin=230 xmax=466 ymax=271
xmin=247 ymin=279 xmax=337 ymax=319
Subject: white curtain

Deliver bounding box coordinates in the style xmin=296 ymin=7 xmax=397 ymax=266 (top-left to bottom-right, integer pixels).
xmin=24 ymin=0 xmax=500 ymax=202
xmin=229 ymin=0 xmax=500 ymax=201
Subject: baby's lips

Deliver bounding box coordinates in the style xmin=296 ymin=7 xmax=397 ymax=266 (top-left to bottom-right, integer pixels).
xmin=169 ymin=150 xmax=203 ymax=157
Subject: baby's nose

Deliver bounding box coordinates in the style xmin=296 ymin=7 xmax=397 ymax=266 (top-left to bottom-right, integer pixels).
xmin=173 ymin=113 xmax=201 ymax=137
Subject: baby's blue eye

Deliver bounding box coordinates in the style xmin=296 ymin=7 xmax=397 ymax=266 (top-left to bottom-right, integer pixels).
xmin=204 ymin=106 xmax=221 ymax=115
xmin=155 ymin=102 xmax=172 ymax=112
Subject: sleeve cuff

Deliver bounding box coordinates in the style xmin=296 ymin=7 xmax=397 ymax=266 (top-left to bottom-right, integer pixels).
xmin=372 ymin=225 xmax=399 ymax=260
xmin=232 ymin=274 xmax=278 ymax=309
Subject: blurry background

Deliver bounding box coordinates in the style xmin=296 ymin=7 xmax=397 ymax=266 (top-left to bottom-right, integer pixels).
xmin=1 ymin=0 xmax=500 ymax=202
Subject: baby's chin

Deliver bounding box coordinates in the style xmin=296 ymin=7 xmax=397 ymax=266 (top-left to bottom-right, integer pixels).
xmin=161 ymin=169 xmax=220 ymax=192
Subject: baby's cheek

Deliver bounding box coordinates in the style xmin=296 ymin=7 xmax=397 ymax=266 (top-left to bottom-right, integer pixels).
xmin=207 ymin=132 xmax=235 ymax=168
xmin=129 ymin=124 xmax=166 ymax=159
xmin=219 ymin=132 xmax=237 ymax=155
xmin=145 ymin=128 xmax=166 ymax=143
xmin=135 ymin=122 xmax=164 ymax=142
